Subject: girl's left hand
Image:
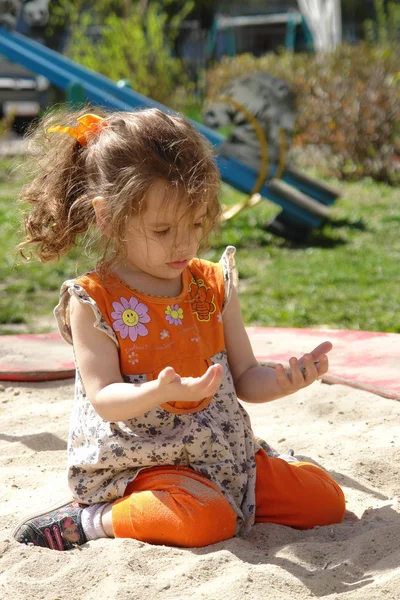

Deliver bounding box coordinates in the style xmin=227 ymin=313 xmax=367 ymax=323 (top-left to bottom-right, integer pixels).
xmin=274 ymin=341 xmax=333 ymax=394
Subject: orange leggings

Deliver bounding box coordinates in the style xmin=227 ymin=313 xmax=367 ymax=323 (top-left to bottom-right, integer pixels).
xmin=112 ymin=449 xmax=345 ymax=548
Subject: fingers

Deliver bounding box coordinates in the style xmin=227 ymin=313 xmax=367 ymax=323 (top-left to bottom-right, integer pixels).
xmin=275 ymin=363 xmax=293 ymax=392
xmin=285 ymin=341 xmax=333 ymax=385
xmin=300 ymin=353 xmax=320 ymax=381
xmin=158 ymin=366 xmax=180 ymax=385
xmin=158 ymin=363 xmax=223 ymax=399
xmin=199 ymin=363 xmax=224 ymax=395
xmin=276 ymin=358 xmax=309 ymax=392
xmin=309 ymin=341 xmax=333 ymax=361
xmin=288 ymin=356 xmax=306 ymax=387
xmin=315 ymin=353 xmax=329 ymax=376
xmin=276 ymin=347 xmax=331 ymax=392
xmin=300 ymin=350 xmax=330 ymax=379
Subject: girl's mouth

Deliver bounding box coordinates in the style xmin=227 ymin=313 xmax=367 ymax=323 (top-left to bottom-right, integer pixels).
xmin=167 ymin=259 xmax=189 ymax=270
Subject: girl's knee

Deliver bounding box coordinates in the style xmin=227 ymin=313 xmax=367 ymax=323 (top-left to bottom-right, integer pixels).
xmin=112 ymin=484 xmax=237 ymax=547
xmin=296 ymin=463 xmax=346 ymax=528
xmin=180 ymin=495 xmax=237 ymax=547
xmin=255 ymin=456 xmax=346 ymax=529
xmin=323 ymin=477 xmax=346 ymax=525
xmin=142 ymin=490 xmax=236 ymax=547
xmin=309 ymin=483 xmax=346 ymax=528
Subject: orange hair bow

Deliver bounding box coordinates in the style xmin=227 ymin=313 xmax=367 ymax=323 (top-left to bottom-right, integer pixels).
xmin=48 ymin=113 xmax=107 ymax=146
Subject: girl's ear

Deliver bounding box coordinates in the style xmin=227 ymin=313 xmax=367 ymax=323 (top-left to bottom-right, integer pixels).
xmin=92 ymin=197 xmax=110 ymax=236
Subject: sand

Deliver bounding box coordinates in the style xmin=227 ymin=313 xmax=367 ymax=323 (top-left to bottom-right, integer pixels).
xmin=0 ymin=378 xmax=399 ymax=600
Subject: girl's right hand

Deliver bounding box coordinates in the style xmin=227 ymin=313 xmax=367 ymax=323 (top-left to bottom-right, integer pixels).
xmin=157 ymin=363 xmax=224 ymax=403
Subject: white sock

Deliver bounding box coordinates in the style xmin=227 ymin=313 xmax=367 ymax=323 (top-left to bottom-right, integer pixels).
xmin=278 ymin=449 xmax=298 ymax=464
xmin=81 ymin=503 xmax=109 ymax=541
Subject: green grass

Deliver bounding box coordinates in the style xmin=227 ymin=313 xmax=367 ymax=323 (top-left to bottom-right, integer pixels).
xmin=1 ymin=157 xmax=399 ymax=333
xmin=0 ymin=158 xmax=93 ymax=332
xmin=208 ymin=179 xmax=400 ymax=333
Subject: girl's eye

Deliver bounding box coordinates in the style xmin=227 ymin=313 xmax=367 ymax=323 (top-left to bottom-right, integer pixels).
xmin=194 ymin=222 xmax=203 ymax=230
xmin=154 ymin=229 xmax=170 ymax=236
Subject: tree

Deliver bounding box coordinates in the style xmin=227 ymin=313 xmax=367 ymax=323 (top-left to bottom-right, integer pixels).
xmin=297 ymin=0 xmax=342 ymax=51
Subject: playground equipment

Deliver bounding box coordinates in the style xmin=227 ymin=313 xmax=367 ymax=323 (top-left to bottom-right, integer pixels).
xmin=0 ymin=0 xmax=49 ymax=29
xmin=206 ymin=11 xmax=314 ymax=58
xmin=0 ymin=26 xmax=340 ymax=240
xmin=0 ymin=1 xmax=50 ymax=127
xmin=203 ymin=72 xmax=339 ymax=230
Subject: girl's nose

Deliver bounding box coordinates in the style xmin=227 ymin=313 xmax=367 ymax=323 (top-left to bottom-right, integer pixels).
xmin=175 ymin=229 xmax=193 ymax=252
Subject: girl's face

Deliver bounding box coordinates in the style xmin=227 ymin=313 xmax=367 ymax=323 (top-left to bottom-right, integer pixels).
xmin=121 ymin=179 xmax=207 ymax=282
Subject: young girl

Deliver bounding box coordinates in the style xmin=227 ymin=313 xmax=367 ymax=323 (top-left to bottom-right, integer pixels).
xmin=14 ymin=108 xmax=345 ymax=551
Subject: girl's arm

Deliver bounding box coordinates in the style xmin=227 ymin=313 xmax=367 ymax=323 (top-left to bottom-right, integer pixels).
xmin=69 ymin=296 xmax=223 ymax=421
xmin=223 ymin=288 xmax=332 ymax=403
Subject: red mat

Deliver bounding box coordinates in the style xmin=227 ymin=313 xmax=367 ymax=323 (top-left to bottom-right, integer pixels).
xmin=0 ymin=333 xmax=75 ymax=381
xmin=248 ymin=327 xmax=400 ymax=401
xmin=0 ymin=329 xmax=399 ymax=399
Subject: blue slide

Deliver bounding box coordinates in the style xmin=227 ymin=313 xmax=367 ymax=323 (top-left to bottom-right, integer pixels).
xmin=0 ymin=27 xmax=339 ymax=237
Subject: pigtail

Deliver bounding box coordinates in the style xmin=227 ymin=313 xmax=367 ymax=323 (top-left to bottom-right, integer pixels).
xmin=18 ymin=108 xmax=99 ymax=262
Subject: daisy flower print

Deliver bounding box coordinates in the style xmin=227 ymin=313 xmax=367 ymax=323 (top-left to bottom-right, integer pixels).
xmin=165 ymin=304 xmax=183 ymax=326
xmin=111 ymin=296 xmax=151 ymax=342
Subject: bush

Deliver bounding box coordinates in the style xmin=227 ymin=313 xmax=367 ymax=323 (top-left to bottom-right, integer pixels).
xmin=364 ymin=0 xmax=400 ymax=51
xmin=206 ymin=44 xmax=400 ymax=185
xmin=0 ymin=113 xmax=14 ymax=140
xmin=67 ymin=3 xmax=192 ymax=109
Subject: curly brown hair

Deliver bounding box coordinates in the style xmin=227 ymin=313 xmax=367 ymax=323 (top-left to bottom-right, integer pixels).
xmin=18 ymin=106 xmax=221 ymax=271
